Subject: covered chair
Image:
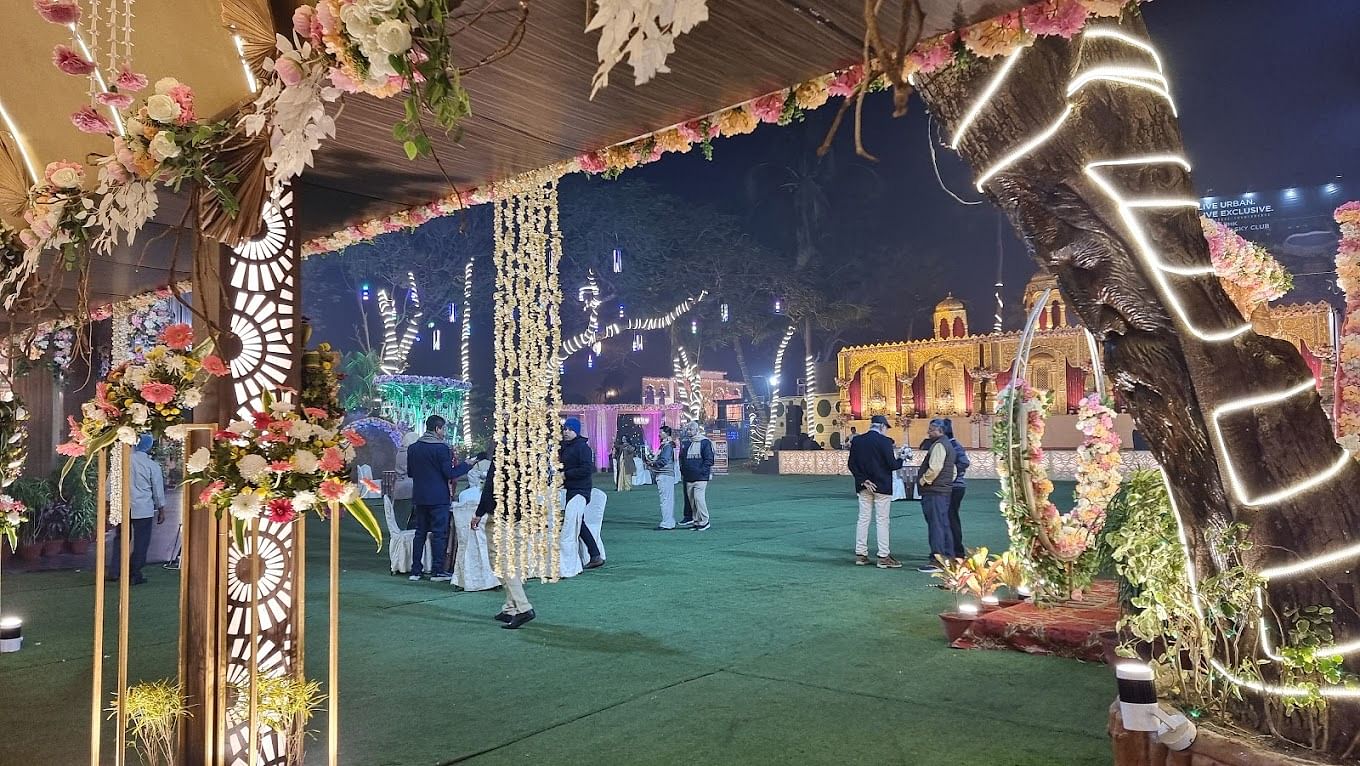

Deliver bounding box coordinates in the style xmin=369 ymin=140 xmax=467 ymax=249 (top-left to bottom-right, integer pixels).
xmin=631 ymin=456 xmax=652 ymax=486
xmin=579 ymin=488 xmax=608 ymax=563
xmin=383 ymin=495 xmax=430 ymax=575
xmin=391 ymin=449 xmax=414 ymax=501
xmin=556 ymin=493 xmax=587 ymax=578
xmin=451 ymin=498 xmax=499 ymax=591
xmin=356 ymin=465 xmax=381 ymax=498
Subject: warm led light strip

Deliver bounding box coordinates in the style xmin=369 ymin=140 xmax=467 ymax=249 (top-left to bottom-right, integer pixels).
xmin=762 ymin=325 xmax=798 ymax=458
xmin=0 ymin=98 xmax=40 ymax=184
xmin=973 ymin=106 xmax=1071 ymax=192
xmin=232 ymin=35 xmax=259 ymax=93
xmin=950 ymin=47 xmax=1024 ymax=149
xmin=1066 ymin=66 xmax=1177 ymax=116
xmin=804 ymin=354 xmax=817 ymax=435
xmin=1082 ymin=26 xmax=1166 ymax=71
xmin=1209 ymin=378 xmax=1352 ymax=507
xmin=461 ymin=258 xmax=474 ymax=445
xmin=1259 ymin=540 xmax=1360 ymax=581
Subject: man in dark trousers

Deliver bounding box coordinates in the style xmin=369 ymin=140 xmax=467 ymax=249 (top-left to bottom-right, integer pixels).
xmin=846 ymin=415 xmax=903 ymax=569
xmin=916 ymin=418 xmax=959 ymax=573
xmin=406 ymin=415 xmax=458 ymax=582
xmin=561 ymin=417 xmax=603 ymax=569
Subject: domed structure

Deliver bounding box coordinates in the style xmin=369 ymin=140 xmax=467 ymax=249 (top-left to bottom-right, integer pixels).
xmin=1023 ymin=271 xmax=1069 ymax=330
xmin=933 ymin=294 xmax=968 ymax=339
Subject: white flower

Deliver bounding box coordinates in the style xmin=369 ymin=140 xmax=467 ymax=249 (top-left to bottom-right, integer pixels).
xmin=374 ymin=19 xmax=412 ymax=54
xmin=293 ymin=490 xmax=317 ymax=511
xmin=128 ymin=403 xmax=150 ymax=425
xmin=363 ymin=0 xmax=401 ymax=15
xmin=288 ymin=420 xmax=314 ymax=440
xmin=0 ymin=390 xmax=12 ymax=402
xmin=153 ymin=76 xmax=181 ymax=96
xmin=292 ymin=449 xmax=319 ymax=474
xmin=148 ymin=131 xmax=181 ymax=161
xmin=5 ymin=511 xmax=20 ymax=526
xmin=163 ymin=424 xmax=190 ymax=441
xmin=339 ymin=3 xmax=374 ymax=35
xmin=81 ymin=401 xmax=102 ymax=420
xmin=116 ymin=426 xmax=138 ymax=445
xmin=123 ymin=366 xmax=148 ymax=387
xmin=161 ymin=354 xmax=187 ymax=373
xmin=48 ymin=164 xmax=83 ymax=189
xmin=237 ymin=454 xmax=270 ymax=481
xmin=146 ymin=94 xmax=181 ymax=123
xmin=333 ymin=483 xmax=359 ymax=504
xmin=187 ymin=447 xmax=211 ymax=474
xmin=227 ymin=419 xmax=253 ymax=435
xmin=181 ymin=389 xmax=202 ymax=408
xmin=229 ymin=491 xmax=262 ymax=520
xmin=126 ymin=116 xmax=145 ymax=137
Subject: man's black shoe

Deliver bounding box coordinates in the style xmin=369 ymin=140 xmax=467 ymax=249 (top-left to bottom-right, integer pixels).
xmin=502 ymin=609 xmax=536 ymax=629
xmin=584 ymin=558 xmax=604 ymax=569
xmin=493 ymin=611 xmax=513 ymax=623
xmin=131 ymin=576 xmax=148 ymax=586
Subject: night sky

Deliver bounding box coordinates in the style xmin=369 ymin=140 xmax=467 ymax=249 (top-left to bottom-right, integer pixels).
xmin=304 ymin=0 xmax=1360 ymax=405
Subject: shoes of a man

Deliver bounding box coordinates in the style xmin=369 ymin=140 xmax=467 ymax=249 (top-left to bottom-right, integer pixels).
xmin=854 ymin=554 xmax=871 ymax=566
xmin=502 ymin=609 xmax=536 ymax=629
xmin=408 ymin=574 xmax=423 ymax=581
xmin=131 ymin=576 xmax=148 ymax=585
xmin=584 ymin=558 xmax=604 ymax=569
xmin=162 ymin=560 xmax=180 ymax=571
xmin=430 ymin=572 xmax=453 ymax=582
xmin=654 ymin=525 xmax=675 ymax=530
xmin=877 ymin=556 xmax=903 ymax=569
xmin=916 ymin=564 xmax=943 ymax=574
xmin=493 ymin=611 xmax=513 ymax=623
xmin=693 ymin=522 xmax=711 ymax=531
xmin=676 ymin=520 xmax=695 ymax=528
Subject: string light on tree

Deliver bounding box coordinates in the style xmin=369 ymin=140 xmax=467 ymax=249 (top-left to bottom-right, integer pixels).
xmin=754 ymin=324 xmax=797 ymax=462
xmin=612 ymin=247 xmax=623 ymax=273
xmin=576 ymin=270 xmax=603 ymax=354
xmin=460 ymin=257 xmax=474 ymax=445
xmin=804 ymin=353 xmax=817 ymax=436
xmin=720 ymin=303 xmax=729 ymax=322
xmin=558 ymin=291 xmax=708 ymax=360
xmin=377 ymin=272 xmax=423 ymax=374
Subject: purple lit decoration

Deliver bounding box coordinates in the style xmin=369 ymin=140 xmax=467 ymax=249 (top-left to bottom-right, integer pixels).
xmin=346 ymin=416 xmax=407 ymax=449
xmin=612 ymin=247 xmax=623 ymax=273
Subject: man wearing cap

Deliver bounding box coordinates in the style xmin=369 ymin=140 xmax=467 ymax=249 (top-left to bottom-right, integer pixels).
xmin=561 ymin=417 xmax=603 ymax=569
xmin=846 ymin=415 xmax=903 ymax=568
xmin=110 ymin=433 xmax=165 ymax=585
xmin=916 ymin=418 xmax=959 ymax=573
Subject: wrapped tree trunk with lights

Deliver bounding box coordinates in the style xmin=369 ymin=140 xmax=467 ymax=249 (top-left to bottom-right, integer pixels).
xmin=903 ymin=8 xmax=1358 ymax=755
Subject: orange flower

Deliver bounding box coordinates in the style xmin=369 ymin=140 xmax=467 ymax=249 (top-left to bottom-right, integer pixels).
xmin=344 ymin=429 xmax=366 ymax=447
xmin=140 ymin=382 xmax=177 ymax=404
xmin=716 ymin=106 xmax=758 ymax=137
xmin=159 ymin=323 xmax=193 ymax=350
xmin=201 ymin=355 xmax=229 ymax=376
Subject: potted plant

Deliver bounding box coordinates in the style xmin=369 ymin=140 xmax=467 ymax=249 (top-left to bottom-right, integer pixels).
xmin=993 ymin=551 xmax=1028 ymax=607
xmin=7 ymin=477 xmax=53 ymax=562
xmin=115 ymin=679 xmax=189 ymax=766
xmin=37 ymin=500 xmax=70 ymax=556
xmin=58 ymin=462 xmax=97 ymax=554
xmin=932 ymin=552 xmax=996 ymax=643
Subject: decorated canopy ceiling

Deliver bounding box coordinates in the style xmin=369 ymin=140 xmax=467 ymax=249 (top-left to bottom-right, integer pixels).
xmin=0 ymin=0 xmax=1030 ymax=324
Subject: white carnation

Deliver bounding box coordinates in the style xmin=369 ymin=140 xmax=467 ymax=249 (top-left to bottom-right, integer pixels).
xmin=227 ymin=419 xmax=253 ymax=435
xmin=187 ymin=447 xmax=211 ymax=474
xmin=181 ymin=389 xmax=202 ymax=408
xmin=116 ymin=426 xmax=138 ymax=445
xmin=128 ymin=403 xmax=149 ymax=425
xmin=237 ymin=454 xmax=271 ymax=481
xmin=163 ymin=424 xmax=190 ymax=441
xmin=293 ymin=490 xmax=317 ymax=511
xmin=292 ymin=449 xmax=319 ymax=474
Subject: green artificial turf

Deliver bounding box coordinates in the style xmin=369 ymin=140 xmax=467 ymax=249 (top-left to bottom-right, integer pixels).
xmin=0 ymin=474 xmax=1113 ymax=765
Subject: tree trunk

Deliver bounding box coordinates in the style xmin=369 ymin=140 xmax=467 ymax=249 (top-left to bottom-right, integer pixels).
xmin=915 ymin=10 xmax=1358 ymax=754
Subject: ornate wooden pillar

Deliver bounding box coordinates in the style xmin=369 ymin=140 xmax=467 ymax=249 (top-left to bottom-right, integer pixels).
xmin=184 ymin=188 xmax=303 ymax=764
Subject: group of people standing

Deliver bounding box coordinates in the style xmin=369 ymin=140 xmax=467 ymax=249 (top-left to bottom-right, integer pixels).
xmin=846 ymin=415 xmax=968 ymax=572
xmin=647 ymin=423 xmax=714 ymax=531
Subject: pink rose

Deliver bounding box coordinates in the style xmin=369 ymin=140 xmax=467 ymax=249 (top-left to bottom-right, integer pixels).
xmin=749 ymin=92 xmax=786 ymax=124
xmin=18 ymin=229 xmax=39 ymax=249
xmin=167 ymin=84 xmax=195 ymax=124
xmin=828 ymin=67 xmax=864 ymax=98
xmin=276 ymin=56 xmax=304 ymax=87
xmin=44 ymin=159 xmax=85 ymax=189
xmin=96 ymin=91 xmax=134 ymax=110
xmin=292 ymin=5 xmax=321 ymax=42
xmin=315 ymin=0 xmax=339 ymax=36
xmin=140 ymin=382 xmax=178 ymax=404
xmin=327 ymin=67 xmax=360 ymax=93
xmin=115 ymin=67 xmax=149 ymax=92
xmin=99 ymin=156 xmax=130 ymax=184
xmin=52 ymin=44 xmax=95 ymax=76
xmin=71 ymin=105 xmax=115 ymax=135
xmin=34 ymin=0 xmax=81 ymax=25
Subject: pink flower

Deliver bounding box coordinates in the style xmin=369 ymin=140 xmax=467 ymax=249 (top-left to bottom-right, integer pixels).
xmin=275 ymin=57 xmax=304 ymax=87
xmin=270 ymin=460 xmax=292 ymax=473
xmin=749 ymin=92 xmax=786 ymax=124
xmin=19 ymin=229 xmax=40 ymax=249
xmin=71 ymin=105 xmax=115 ymax=135
xmin=327 ymin=67 xmax=360 ymax=93
xmin=34 ymin=0 xmax=81 ymax=25
xmin=253 ymin=411 xmax=275 ymax=431
xmin=140 ymin=382 xmax=177 ymax=404
xmin=57 ymin=440 xmax=87 ymax=457
xmin=167 ymin=84 xmax=195 ymax=124
xmin=267 ymin=497 xmax=297 ymax=523
xmin=115 ymin=67 xmax=148 ymax=92
xmin=344 ymin=429 xmax=366 ymax=447
xmin=315 ymin=0 xmax=339 ymax=36
xmin=52 ymin=44 xmax=95 ymax=76
xmin=303 ymin=407 xmax=330 ymax=420
xmin=159 ymin=322 xmax=193 ymax=349
xmin=99 ymin=155 xmax=130 ymax=184
xmin=906 ymin=32 xmax=957 ymax=75
xmin=827 ymin=67 xmax=864 ymax=98
xmin=360 ymin=477 xmax=381 ymax=495
xmin=96 ymin=91 xmax=134 ymax=109
xmin=292 ymin=4 xmax=322 ymax=42
xmin=44 ymin=160 xmax=85 ymax=189
xmin=90 ymin=305 xmax=112 ymax=321
xmin=577 ymin=152 xmax=607 ymax=174
xmin=318 ymin=446 xmax=345 ymax=473
xmin=198 ymin=480 xmax=225 ymax=506
xmin=202 ymin=355 xmax=229 ymax=376
xmin=677 ymin=119 xmax=717 ymax=143
xmin=1021 ymin=0 xmax=1090 ymax=39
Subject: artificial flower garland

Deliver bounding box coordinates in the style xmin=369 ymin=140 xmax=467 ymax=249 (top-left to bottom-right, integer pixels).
xmin=994 ymin=383 xmax=1123 ymax=602
xmin=1201 ymin=216 xmax=1293 ymax=319
xmin=1334 ymin=201 xmax=1360 ymax=449
xmin=188 ymin=392 xmax=382 ymax=549
xmin=300 ymin=0 xmax=1135 ymax=257
xmin=57 ymin=323 xmax=226 ymax=460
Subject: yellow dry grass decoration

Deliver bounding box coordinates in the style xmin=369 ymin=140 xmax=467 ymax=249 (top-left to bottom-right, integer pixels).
xmin=111 ymin=679 xmax=190 ymax=766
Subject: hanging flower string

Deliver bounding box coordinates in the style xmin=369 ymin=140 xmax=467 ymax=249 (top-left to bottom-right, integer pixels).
xmin=993 ymin=383 xmax=1123 ymax=602
xmin=187 ymin=391 xmax=382 ymax=550
xmin=1333 ymin=201 xmax=1360 ymax=448
xmin=1201 ymin=216 xmax=1293 ymax=318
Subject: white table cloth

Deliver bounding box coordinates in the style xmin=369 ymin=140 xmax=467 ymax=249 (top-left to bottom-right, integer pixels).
xmin=451 ymin=500 xmax=499 ymax=591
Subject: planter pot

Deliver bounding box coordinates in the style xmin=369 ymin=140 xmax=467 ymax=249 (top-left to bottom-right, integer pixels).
xmin=66 ymin=539 xmax=91 ymax=555
xmin=16 ymin=543 xmax=42 ymax=562
xmin=42 ymin=540 xmax=66 ymax=557
xmin=939 ymin=612 xmax=977 ymax=643
xmin=998 ymin=597 xmax=1024 ymax=609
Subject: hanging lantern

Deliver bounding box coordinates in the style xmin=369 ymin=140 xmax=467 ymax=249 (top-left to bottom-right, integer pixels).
xmin=612 ymin=247 xmax=623 ymax=273
xmin=690 ymin=320 xmax=698 ymax=335
xmin=773 ymin=298 xmax=784 ymax=315
xmin=720 ymin=303 xmax=730 ymax=322
xmin=432 ymin=329 xmax=442 ymax=351
xmin=587 ymin=354 xmax=594 ymax=369
xmin=361 ymin=282 xmax=371 ymax=301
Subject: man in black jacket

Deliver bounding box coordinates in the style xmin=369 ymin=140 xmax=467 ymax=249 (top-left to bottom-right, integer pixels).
xmin=917 ymin=418 xmax=959 ymax=573
xmin=846 ymin=415 xmax=903 ymax=569
xmin=561 ymin=418 xmax=603 ymax=569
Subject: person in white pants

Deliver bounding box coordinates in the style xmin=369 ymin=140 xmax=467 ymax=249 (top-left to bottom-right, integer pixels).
xmin=471 ymin=458 xmax=535 ymax=629
xmin=846 ymin=414 xmax=904 ymax=569
xmin=651 ymin=425 xmax=680 ymax=530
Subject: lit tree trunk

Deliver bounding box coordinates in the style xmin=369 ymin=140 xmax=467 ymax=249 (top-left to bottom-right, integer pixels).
xmin=915 ymin=10 xmax=1357 ymax=754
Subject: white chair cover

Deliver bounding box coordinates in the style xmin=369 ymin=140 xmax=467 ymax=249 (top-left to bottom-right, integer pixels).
xmin=458 ymin=486 xmax=482 ymax=504
xmin=557 ymin=494 xmax=587 ymax=578
xmin=451 ymin=500 xmax=499 ymax=591
xmin=357 ymin=465 xmax=381 ymax=498
xmin=631 ymin=456 xmax=652 ymax=486
xmin=891 ymin=472 xmax=907 ymax=501
xmin=383 ymin=496 xmax=430 ymax=575
xmin=391 ymin=477 xmax=413 ymax=501
xmin=579 ymin=488 xmax=607 ymax=563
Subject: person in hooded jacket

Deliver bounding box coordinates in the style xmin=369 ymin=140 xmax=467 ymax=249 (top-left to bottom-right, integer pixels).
xmin=561 ymin=417 xmax=603 ymax=569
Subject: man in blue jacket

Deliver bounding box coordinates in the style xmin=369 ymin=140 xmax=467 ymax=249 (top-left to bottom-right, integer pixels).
xmin=847 ymin=415 xmax=903 ymax=569
xmin=679 ymin=423 xmax=715 ymax=532
xmin=406 ymin=415 xmax=459 ymax=582
xmin=561 ymin=417 xmax=603 ymax=569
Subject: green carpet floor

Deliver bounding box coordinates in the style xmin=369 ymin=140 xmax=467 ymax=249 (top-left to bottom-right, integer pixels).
xmin=0 ymin=474 xmax=1113 ymax=765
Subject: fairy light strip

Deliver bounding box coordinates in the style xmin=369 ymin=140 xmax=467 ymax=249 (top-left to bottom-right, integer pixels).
xmin=804 ymin=354 xmax=817 ymax=436
xmin=757 ymin=324 xmax=798 ymax=461
xmin=558 ymin=291 xmax=708 ymax=359
xmin=675 ymin=348 xmax=703 ymax=423
xmin=460 ymin=257 xmax=474 ymax=445
xmin=950 ymin=47 xmax=1024 ymax=149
